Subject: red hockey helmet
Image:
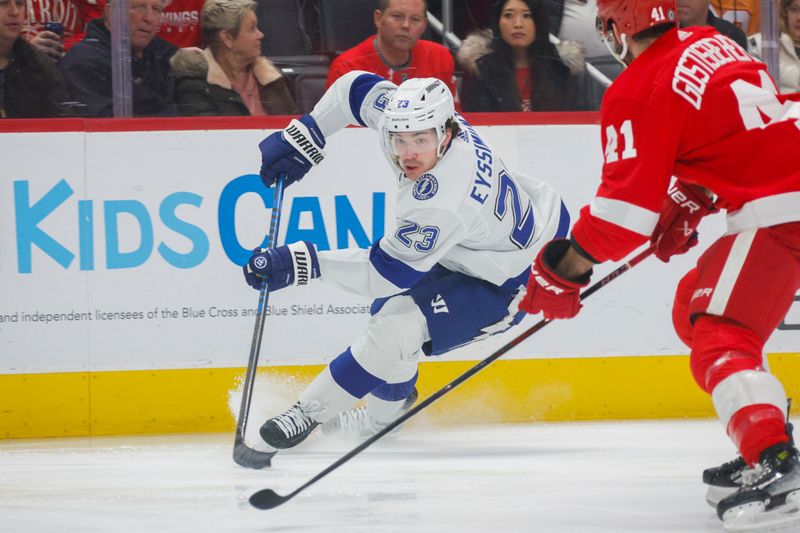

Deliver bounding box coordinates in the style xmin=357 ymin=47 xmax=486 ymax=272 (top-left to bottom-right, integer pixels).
xmin=596 ymin=0 xmax=678 ymax=42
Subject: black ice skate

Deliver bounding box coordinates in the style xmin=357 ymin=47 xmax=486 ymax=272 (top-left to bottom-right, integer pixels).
xmin=259 ymin=403 xmax=320 ymax=449
xmin=703 ymin=455 xmax=753 ymax=507
xmin=703 ymin=417 xmax=795 ymax=507
xmin=716 ymin=442 xmax=800 ymax=526
xmin=322 ymin=388 xmax=419 ymax=438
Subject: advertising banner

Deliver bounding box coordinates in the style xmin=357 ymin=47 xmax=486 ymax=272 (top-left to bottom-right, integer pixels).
xmin=2 ymin=124 xmax=798 ymax=374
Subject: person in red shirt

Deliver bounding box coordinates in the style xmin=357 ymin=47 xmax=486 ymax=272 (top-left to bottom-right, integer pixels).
xmin=324 ymin=0 xmax=455 ymax=97
xmin=517 ymin=0 xmax=800 ymax=527
xmin=25 ymin=0 xmax=204 ymax=60
xmin=23 ymin=0 xmax=104 ymax=60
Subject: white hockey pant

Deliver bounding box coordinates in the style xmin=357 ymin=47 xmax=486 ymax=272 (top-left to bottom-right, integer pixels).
xmin=300 ymin=295 xmax=429 ymax=423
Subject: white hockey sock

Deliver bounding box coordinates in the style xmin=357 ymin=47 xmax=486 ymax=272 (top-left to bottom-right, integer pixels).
xmin=299 ymin=367 xmax=359 ymax=423
xmin=366 ymin=395 xmax=409 ymax=425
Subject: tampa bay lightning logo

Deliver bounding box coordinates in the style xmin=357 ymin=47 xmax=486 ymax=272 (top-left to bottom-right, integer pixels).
xmin=374 ymin=92 xmax=389 ymax=111
xmin=253 ymin=256 xmax=268 ymax=270
xmin=413 ymin=174 xmax=438 ymax=200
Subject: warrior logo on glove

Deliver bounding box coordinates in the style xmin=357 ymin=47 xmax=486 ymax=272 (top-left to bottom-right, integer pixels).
xmin=243 ymin=242 xmax=320 ymax=292
xmin=284 ymin=121 xmax=325 ymax=165
xmin=259 ymin=115 xmax=327 ymax=188
xmin=292 ymin=248 xmax=312 ymax=285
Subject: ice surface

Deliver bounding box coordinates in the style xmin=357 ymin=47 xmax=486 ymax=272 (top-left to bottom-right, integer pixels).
xmin=4 ymin=418 xmax=791 ymax=532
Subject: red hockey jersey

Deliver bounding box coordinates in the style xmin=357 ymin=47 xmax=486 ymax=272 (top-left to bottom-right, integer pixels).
xmin=325 ymin=36 xmax=456 ymax=98
xmin=572 ymin=27 xmax=800 ymax=263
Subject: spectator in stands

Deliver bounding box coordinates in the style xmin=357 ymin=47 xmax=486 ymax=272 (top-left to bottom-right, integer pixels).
xmin=677 ymin=0 xmax=748 ymax=49
xmin=59 ymin=0 xmax=177 ymax=116
xmin=23 ymin=0 xmax=104 ymax=61
xmin=169 ymin=0 xmax=296 ymax=116
xmin=25 ymin=0 xmax=206 ymax=58
xmin=1 ymin=0 xmax=71 ymax=117
xmin=546 ymin=0 xmax=618 ymax=80
xmin=458 ymin=0 xmax=587 ymax=112
xmin=711 ymin=0 xmax=760 ymax=36
xmin=325 ymin=0 xmax=456 ymax=96
xmin=749 ymin=0 xmax=800 ymax=92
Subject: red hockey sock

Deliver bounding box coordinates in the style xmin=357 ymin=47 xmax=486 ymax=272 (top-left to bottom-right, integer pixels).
xmin=689 ymin=316 xmax=764 ymax=392
xmin=727 ymin=404 xmax=790 ymax=465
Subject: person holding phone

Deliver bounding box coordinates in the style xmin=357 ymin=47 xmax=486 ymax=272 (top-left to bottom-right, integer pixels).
xmin=0 ymin=0 xmax=71 ymax=117
xmin=23 ymin=0 xmax=105 ymax=60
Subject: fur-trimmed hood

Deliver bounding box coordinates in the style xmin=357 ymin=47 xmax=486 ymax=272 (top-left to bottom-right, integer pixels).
xmin=170 ymin=47 xmax=284 ymax=89
xmin=457 ymin=29 xmax=586 ymax=76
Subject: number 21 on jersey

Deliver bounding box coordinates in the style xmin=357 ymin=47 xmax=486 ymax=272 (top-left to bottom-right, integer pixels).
xmin=604 ymin=119 xmax=638 ymax=163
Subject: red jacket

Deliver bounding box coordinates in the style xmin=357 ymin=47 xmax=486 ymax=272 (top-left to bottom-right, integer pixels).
xmin=326 ymin=36 xmax=456 ymax=98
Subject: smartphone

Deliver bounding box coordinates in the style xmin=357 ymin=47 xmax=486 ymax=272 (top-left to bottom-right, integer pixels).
xmin=44 ymin=22 xmax=64 ymax=37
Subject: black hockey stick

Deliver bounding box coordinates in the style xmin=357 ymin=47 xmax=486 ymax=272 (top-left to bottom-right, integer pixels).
xmin=233 ymin=174 xmax=287 ymax=469
xmin=249 ymin=243 xmax=656 ymax=507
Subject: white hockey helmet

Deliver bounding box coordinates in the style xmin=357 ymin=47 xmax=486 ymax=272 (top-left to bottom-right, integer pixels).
xmin=381 ymin=77 xmax=456 ymax=172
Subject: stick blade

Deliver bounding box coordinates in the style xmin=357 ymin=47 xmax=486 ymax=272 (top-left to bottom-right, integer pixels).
xmin=233 ymin=442 xmax=276 ymax=469
xmin=249 ymin=489 xmax=289 ymax=510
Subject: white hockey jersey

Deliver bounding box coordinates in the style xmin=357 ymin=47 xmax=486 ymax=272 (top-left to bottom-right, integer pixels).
xmin=309 ymin=71 xmax=568 ymax=299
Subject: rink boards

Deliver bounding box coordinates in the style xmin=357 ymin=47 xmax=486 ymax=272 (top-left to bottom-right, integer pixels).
xmin=1 ymin=115 xmax=798 ymax=438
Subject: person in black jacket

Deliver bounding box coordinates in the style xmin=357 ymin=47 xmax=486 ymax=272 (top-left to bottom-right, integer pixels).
xmin=676 ymin=0 xmax=748 ymax=50
xmin=58 ymin=0 xmax=178 ymax=117
xmin=457 ymin=0 xmax=588 ymax=112
xmin=0 ymin=0 xmax=70 ymax=118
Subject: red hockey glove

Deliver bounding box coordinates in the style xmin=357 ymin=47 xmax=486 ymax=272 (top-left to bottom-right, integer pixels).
xmin=518 ymin=239 xmax=592 ymax=320
xmin=651 ymin=181 xmax=716 ymax=263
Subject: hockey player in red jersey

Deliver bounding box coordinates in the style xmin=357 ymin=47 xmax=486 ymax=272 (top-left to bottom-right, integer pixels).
xmin=517 ymin=0 xmax=800 ymax=526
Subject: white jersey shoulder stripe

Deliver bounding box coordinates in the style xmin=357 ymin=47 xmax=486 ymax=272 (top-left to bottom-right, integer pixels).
xmin=589 ymin=197 xmax=659 ymax=236
xmin=726 ymin=192 xmax=800 ymax=233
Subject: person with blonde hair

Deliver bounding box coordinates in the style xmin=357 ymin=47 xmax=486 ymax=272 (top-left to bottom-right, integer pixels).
xmin=748 ymin=0 xmax=800 ymax=93
xmin=170 ymin=0 xmax=296 ymax=116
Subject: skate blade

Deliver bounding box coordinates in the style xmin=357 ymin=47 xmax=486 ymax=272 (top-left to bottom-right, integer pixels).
xmin=722 ymin=491 xmax=800 ymax=532
xmin=707 ymin=485 xmax=739 ymax=508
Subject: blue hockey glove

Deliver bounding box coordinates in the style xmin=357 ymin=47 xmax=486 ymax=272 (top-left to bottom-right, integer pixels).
xmin=243 ymin=241 xmax=321 ymax=291
xmin=259 ymin=115 xmax=326 ymax=188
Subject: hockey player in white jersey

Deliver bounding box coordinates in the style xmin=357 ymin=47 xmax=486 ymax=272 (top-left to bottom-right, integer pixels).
xmin=243 ymin=71 xmax=569 ymax=449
